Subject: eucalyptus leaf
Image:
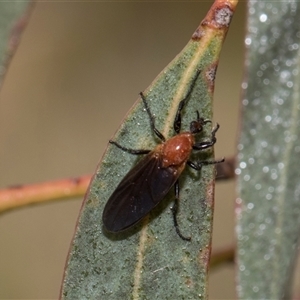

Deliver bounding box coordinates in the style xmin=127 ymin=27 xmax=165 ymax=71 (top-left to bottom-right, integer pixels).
xmin=236 ymin=1 xmax=300 ymax=299
xmin=0 ymin=2 xmax=32 ymax=87
xmin=61 ymin=2 xmax=237 ymax=299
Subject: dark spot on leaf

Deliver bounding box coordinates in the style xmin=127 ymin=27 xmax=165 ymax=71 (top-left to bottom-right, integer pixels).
xmin=191 ymin=27 xmax=205 ymax=40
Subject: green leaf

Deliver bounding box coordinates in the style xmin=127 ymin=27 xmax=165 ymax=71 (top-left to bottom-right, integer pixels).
xmin=61 ymin=2 xmax=237 ymax=299
xmin=236 ymin=2 xmax=300 ymax=299
xmin=0 ymin=2 xmax=32 ymax=87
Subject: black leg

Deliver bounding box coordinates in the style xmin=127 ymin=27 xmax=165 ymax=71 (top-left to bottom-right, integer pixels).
xmin=171 ymin=180 xmax=191 ymax=241
xmin=173 ymin=100 xmax=185 ymax=134
xmin=173 ymin=69 xmax=202 ymax=134
xmin=110 ymin=91 xmax=164 ymax=155
xmin=139 ymin=92 xmax=166 ymax=142
xmin=171 ymin=158 xmax=224 ymax=241
xmin=187 ymin=157 xmax=225 ymax=171
xmin=193 ymin=123 xmax=220 ymax=150
xmin=109 ymin=140 xmax=151 ymax=155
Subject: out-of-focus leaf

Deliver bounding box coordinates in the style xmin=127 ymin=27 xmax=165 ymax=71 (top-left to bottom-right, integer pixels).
xmin=0 ymin=2 xmax=33 ymax=87
xmin=61 ymin=1 xmax=238 ymax=299
xmin=236 ymin=2 xmax=300 ymax=299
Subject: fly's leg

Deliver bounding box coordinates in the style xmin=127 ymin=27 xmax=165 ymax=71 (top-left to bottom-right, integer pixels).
xmin=171 ymin=180 xmax=191 ymax=241
xmin=109 ymin=141 xmax=151 ymax=155
xmin=190 ymin=123 xmax=224 ymax=168
xmin=109 ymin=92 xmax=163 ymax=154
xmin=187 ymin=158 xmax=225 ymax=170
xmin=139 ymin=92 xmax=166 ymax=142
xmin=193 ymin=123 xmax=220 ymax=150
xmin=170 ymin=158 xmax=225 ymax=242
xmin=173 ymin=69 xmax=202 ymax=134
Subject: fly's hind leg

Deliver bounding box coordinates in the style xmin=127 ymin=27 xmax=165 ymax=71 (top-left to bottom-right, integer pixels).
xmin=171 ymin=180 xmax=191 ymax=241
xmin=170 ymin=158 xmax=224 ymax=241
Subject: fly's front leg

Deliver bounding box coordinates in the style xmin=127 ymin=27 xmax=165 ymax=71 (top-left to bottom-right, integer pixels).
xmin=193 ymin=123 xmax=220 ymax=151
xmin=187 ymin=158 xmax=225 ymax=171
xmin=173 ymin=100 xmax=185 ymax=134
xmin=171 ymin=180 xmax=191 ymax=241
xmin=173 ymin=69 xmax=202 ymax=134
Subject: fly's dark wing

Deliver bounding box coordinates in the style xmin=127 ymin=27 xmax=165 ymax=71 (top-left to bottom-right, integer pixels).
xmin=102 ymin=152 xmax=179 ymax=232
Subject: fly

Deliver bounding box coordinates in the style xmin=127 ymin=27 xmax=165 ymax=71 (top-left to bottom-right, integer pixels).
xmin=102 ymin=70 xmax=224 ymax=241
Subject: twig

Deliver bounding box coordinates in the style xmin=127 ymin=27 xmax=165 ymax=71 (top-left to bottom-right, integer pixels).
xmin=0 ymin=156 xmax=234 ymax=213
xmin=216 ymin=155 xmax=235 ymax=181
xmin=210 ymin=245 xmax=235 ymax=269
xmin=0 ymin=175 xmax=91 ymax=213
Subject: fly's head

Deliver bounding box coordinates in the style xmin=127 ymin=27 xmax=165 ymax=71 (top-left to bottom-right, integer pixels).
xmin=190 ymin=110 xmax=211 ymax=135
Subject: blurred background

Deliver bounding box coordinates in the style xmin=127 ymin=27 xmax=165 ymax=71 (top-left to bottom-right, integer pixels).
xmin=0 ymin=2 xmax=245 ymax=299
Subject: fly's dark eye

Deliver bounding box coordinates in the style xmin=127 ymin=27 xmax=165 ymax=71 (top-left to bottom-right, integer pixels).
xmin=190 ymin=121 xmax=203 ymax=134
